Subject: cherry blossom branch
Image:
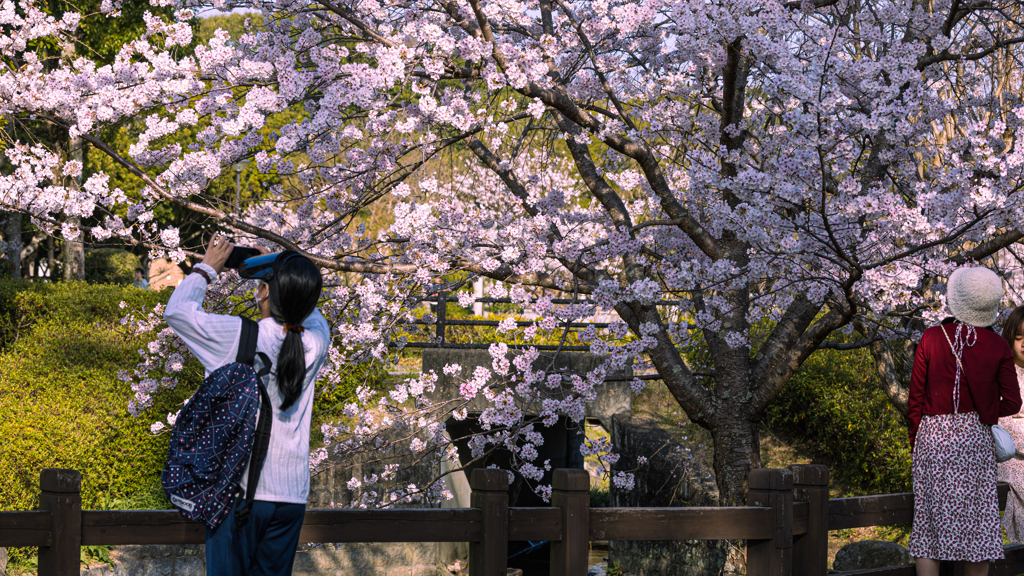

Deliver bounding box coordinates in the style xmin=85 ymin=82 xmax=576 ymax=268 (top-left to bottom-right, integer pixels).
xmin=464 ymin=138 xmax=602 ymax=285
xmin=552 ymin=0 xmax=639 ymax=133
xmin=439 ymin=0 xmax=722 ymax=260
xmin=615 ymin=301 xmax=716 ymax=427
xmin=917 ymin=35 xmax=1024 ymax=70
xmin=782 ymin=0 xmax=839 ymax=9
xmin=311 ymin=0 xmax=400 ymax=48
xmin=78 ymin=132 xmax=415 ymax=274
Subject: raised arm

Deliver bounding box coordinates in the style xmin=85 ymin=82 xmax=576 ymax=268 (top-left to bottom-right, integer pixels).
xmin=164 ymin=235 xmax=241 ymax=374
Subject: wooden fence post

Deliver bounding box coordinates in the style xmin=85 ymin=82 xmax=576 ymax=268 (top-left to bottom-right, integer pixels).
xmin=747 ymin=468 xmax=793 ymax=576
xmin=789 ymin=464 xmax=828 ymax=576
xmin=37 ymin=469 xmax=81 ymax=576
xmin=549 ymin=469 xmax=590 ymax=576
xmin=469 ymin=468 xmax=509 ymax=576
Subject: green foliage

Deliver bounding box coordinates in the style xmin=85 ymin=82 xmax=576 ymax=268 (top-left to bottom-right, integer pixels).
xmin=0 ymin=280 xmax=198 ymax=570
xmin=82 ymin=545 xmax=113 ymax=568
xmin=0 ymin=280 xmax=167 ymax=349
xmin=0 ymin=281 xmax=194 ymax=513
xmin=85 ymin=249 xmax=141 ymax=285
xmin=63 ymin=2 xmax=193 ymax=64
xmin=198 ymin=13 xmax=265 ymax=44
xmin=311 ymin=361 xmax=392 ymax=445
xmin=766 ymin=348 xmax=912 ymax=495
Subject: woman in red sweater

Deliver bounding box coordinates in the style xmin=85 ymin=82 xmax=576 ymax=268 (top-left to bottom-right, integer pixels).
xmin=907 ymin=267 xmax=1022 ymax=576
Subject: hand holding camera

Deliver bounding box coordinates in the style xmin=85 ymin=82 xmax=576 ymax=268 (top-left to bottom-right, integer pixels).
xmin=202 ymin=234 xmax=269 ymax=274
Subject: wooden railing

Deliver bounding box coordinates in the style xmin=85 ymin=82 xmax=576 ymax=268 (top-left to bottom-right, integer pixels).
xmin=2 ymin=465 xmax=1024 ymax=576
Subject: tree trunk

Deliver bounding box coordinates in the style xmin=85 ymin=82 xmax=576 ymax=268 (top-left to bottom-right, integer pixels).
xmin=3 ymin=212 xmax=21 ymax=277
xmin=46 ymin=235 xmax=55 ymax=280
xmin=61 ymin=137 xmax=85 ymax=281
xmin=60 ymin=219 xmax=85 ymax=281
xmin=711 ymin=407 xmax=761 ymax=506
xmin=19 ymin=233 xmax=42 ymax=277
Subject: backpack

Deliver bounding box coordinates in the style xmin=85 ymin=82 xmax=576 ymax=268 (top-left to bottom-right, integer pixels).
xmin=161 ymin=317 xmax=273 ymax=530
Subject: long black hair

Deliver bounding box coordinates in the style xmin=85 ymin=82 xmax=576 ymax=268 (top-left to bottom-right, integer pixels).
xmin=266 ymin=252 xmax=323 ymax=410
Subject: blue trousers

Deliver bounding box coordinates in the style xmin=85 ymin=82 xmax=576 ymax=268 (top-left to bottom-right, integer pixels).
xmin=205 ymin=498 xmax=306 ymax=576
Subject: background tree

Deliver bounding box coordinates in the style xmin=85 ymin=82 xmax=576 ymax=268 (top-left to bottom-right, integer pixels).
xmin=0 ymin=0 xmax=196 ymax=279
xmin=4 ymin=0 xmax=1024 ymax=507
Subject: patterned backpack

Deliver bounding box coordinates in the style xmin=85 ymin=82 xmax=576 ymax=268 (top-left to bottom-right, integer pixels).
xmin=161 ymin=317 xmax=273 ymax=530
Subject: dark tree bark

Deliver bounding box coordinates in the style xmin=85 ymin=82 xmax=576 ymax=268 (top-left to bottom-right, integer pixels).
xmin=3 ymin=212 xmax=22 ymax=278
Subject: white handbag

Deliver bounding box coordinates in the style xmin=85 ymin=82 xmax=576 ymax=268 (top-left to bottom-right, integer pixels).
xmin=940 ymin=324 xmax=1017 ymax=463
xmin=993 ymin=424 xmax=1016 ymax=463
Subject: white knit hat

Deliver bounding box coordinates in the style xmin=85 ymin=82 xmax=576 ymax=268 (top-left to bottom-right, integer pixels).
xmin=947 ymin=266 xmax=1003 ymax=327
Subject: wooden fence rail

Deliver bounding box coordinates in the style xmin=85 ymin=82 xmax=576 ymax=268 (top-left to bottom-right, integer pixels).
xmin=2 ymin=465 xmax=1024 ymax=575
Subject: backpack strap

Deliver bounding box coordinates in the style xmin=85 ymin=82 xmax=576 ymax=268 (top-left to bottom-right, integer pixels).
xmin=233 ymin=317 xmax=274 ymax=528
xmin=236 ymin=317 xmax=259 ymax=366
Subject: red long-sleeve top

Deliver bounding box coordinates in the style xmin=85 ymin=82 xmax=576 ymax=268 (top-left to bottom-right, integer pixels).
xmin=907 ymin=323 xmax=1022 ymax=447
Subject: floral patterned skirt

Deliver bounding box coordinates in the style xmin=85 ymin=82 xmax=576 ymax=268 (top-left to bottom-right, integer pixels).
xmin=997 ymin=416 xmax=1024 ymax=543
xmin=908 ymin=412 xmax=1003 ymax=561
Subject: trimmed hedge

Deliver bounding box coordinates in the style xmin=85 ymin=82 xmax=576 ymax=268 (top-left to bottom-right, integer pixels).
xmin=84 ymin=248 xmax=141 ymax=286
xmin=0 ymin=280 xmax=195 ymax=515
xmin=766 ymin=347 xmax=913 ymax=495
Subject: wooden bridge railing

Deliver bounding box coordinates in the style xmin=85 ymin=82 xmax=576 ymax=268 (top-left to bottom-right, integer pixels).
xmin=2 ymin=465 xmax=1024 ymax=576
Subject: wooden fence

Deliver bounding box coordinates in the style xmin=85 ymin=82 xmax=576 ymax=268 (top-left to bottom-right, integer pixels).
xmin=2 ymin=465 xmax=1024 ymax=576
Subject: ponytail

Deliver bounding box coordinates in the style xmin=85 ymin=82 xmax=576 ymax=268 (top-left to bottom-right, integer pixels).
xmin=265 ymin=252 xmax=323 ymax=411
xmin=277 ymin=330 xmax=306 ymax=411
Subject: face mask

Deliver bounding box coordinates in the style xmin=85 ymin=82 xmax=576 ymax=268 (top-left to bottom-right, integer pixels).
xmin=254 ymin=282 xmax=268 ymax=308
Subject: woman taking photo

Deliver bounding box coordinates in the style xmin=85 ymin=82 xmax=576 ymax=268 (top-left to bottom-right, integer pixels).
xmin=165 ymin=235 xmax=330 ymax=576
xmin=907 ymin=266 xmax=1021 ymax=576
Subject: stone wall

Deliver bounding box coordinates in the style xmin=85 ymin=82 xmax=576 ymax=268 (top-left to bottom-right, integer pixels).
xmin=609 ymin=415 xmax=728 ymax=576
xmin=81 ymin=542 xmax=456 ymax=576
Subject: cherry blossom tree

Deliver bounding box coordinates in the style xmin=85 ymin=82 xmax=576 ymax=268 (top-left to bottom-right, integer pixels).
xmin=4 ymin=0 xmax=1024 ymax=506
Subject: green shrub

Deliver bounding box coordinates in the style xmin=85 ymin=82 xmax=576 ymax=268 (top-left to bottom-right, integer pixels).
xmin=0 ymin=280 xmax=168 ymax=349
xmin=766 ymin=347 xmax=912 ymax=495
xmin=0 ymin=280 xmax=195 ymax=517
xmin=84 ymin=248 xmax=141 ymax=285
xmin=0 ymin=280 xmax=197 ymax=570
